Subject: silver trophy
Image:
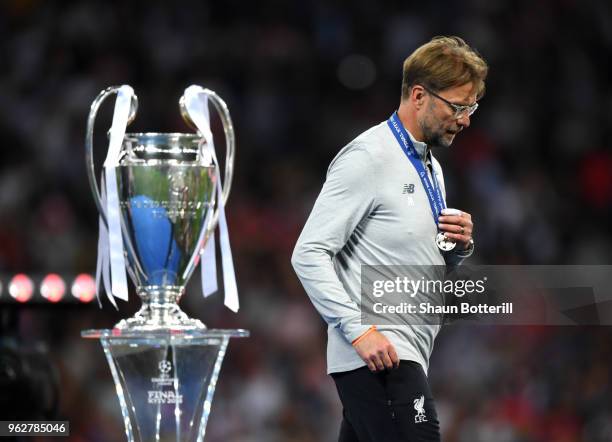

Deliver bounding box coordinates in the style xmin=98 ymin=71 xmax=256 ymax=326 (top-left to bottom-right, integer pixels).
xmin=85 ymin=86 xmax=234 ymax=330
xmin=82 ymin=86 xmax=248 ymax=442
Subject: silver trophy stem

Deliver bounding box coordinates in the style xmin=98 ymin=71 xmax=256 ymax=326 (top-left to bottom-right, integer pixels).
xmin=115 ymin=288 xmax=205 ymax=331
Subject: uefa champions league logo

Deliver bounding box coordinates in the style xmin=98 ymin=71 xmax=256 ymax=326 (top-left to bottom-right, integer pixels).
xmin=152 ymin=360 xmax=174 ymax=384
xmin=147 ymin=359 xmax=183 ymax=405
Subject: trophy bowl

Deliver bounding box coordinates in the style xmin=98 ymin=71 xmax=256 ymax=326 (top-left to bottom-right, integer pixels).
xmin=114 ymin=132 xmax=216 ymax=330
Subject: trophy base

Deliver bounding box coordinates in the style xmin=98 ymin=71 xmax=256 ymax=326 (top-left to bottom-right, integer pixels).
xmin=81 ymin=328 xmax=249 ymax=442
xmin=115 ymin=287 xmax=206 ymax=331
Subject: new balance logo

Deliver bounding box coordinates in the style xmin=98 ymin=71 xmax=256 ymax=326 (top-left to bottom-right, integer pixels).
xmin=414 ymin=395 xmax=427 ymax=423
xmin=403 ymin=184 xmax=415 ymax=194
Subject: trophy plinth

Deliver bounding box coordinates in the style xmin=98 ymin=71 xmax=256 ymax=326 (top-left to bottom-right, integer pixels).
xmin=82 ymin=329 xmax=249 ymax=442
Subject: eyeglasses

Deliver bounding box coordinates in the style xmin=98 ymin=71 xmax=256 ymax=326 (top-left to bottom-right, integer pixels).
xmin=422 ymin=86 xmax=479 ymax=119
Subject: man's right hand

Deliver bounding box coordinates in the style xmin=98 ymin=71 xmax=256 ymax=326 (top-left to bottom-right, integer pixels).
xmin=353 ymin=330 xmax=400 ymax=372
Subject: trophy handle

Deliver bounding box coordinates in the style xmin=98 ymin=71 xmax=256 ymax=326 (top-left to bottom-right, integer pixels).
xmin=85 ymin=86 xmax=138 ymax=227
xmin=179 ymin=89 xmax=235 ymax=230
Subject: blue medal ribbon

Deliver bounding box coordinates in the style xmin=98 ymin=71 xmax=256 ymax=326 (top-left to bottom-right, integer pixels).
xmin=387 ymin=112 xmax=446 ymax=225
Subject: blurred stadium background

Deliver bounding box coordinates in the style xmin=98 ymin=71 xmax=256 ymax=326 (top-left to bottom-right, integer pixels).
xmin=1 ymin=1 xmax=611 ymax=441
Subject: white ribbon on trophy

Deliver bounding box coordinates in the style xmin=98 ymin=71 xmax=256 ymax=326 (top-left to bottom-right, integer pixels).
xmin=95 ymin=85 xmax=133 ymax=306
xmin=180 ymin=85 xmax=239 ymax=313
xmin=95 ymin=178 xmax=114 ymax=308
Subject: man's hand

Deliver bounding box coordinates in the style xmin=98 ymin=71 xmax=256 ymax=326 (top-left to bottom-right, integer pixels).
xmin=438 ymin=208 xmax=473 ymax=251
xmin=353 ymin=329 xmax=400 ymax=372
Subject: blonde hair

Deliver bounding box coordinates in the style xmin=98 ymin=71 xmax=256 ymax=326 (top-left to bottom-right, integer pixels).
xmin=401 ymin=36 xmax=488 ymax=100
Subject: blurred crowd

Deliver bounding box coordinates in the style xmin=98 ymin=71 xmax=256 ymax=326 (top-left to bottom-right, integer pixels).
xmin=1 ymin=0 xmax=611 ymax=441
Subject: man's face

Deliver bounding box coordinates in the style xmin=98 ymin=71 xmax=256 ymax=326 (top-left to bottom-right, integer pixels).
xmin=417 ymin=82 xmax=478 ymax=148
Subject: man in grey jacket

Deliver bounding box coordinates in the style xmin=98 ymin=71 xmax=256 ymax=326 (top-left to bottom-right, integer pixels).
xmin=292 ymin=36 xmax=488 ymax=441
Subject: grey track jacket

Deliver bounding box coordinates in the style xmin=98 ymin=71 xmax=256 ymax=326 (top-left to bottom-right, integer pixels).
xmin=292 ymin=120 xmax=467 ymax=374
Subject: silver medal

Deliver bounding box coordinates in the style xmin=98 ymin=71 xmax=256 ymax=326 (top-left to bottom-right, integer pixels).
xmin=436 ymin=232 xmax=456 ymax=252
